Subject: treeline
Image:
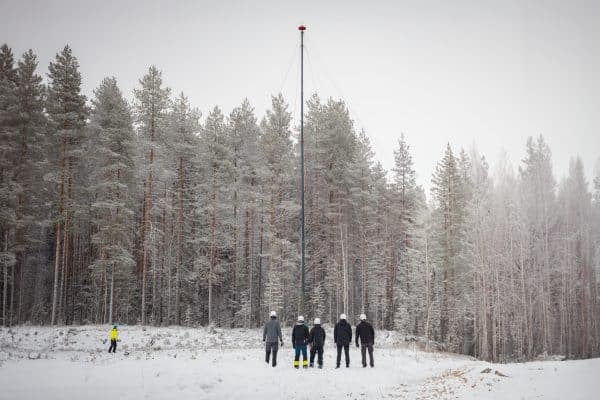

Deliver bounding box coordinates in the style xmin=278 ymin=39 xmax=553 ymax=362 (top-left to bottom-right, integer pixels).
xmin=1 ymin=44 xmax=599 ymax=362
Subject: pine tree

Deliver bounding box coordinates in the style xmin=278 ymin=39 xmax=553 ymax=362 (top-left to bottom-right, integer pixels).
xmin=168 ymin=92 xmax=200 ymax=325
xmin=518 ymin=135 xmax=557 ymax=354
xmin=133 ymin=66 xmax=171 ymax=325
xmin=0 ymin=44 xmax=18 ymax=326
xmin=348 ymin=130 xmax=376 ymax=319
xmin=303 ymin=94 xmax=329 ymax=321
xmin=11 ymin=49 xmax=48 ymax=324
xmin=227 ymin=99 xmax=261 ymax=327
xmin=556 ymin=158 xmax=596 ymax=357
xmin=368 ymin=161 xmax=392 ymax=329
xmin=259 ymin=94 xmax=297 ymax=324
xmin=88 ymin=77 xmax=136 ymax=325
xmin=193 ymin=106 xmax=232 ymax=325
xmin=391 ymin=133 xmax=421 ymax=333
xmin=430 ymin=144 xmax=469 ymax=348
xmin=465 ymin=151 xmax=494 ymax=359
xmin=46 ymin=45 xmax=89 ymax=325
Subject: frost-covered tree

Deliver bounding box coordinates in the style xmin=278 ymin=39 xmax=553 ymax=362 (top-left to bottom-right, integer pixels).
xmin=391 ymin=134 xmax=424 ymax=334
xmin=348 ymin=130 xmax=377 ymax=319
xmin=133 ymin=66 xmax=171 ymax=325
xmin=556 ymin=158 xmax=597 ymax=358
xmin=193 ymin=106 xmax=232 ymax=325
xmin=168 ymin=92 xmax=200 ymax=325
xmin=518 ymin=135 xmax=557 ymax=355
xmin=227 ymin=99 xmax=262 ymax=327
xmin=11 ymin=50 xmax=48 ymax=324
xmin=259 ymin=94 xmax=297 ymax=325
xmin=46 ymin=45 xmax=88 ymax=325
xmin=0 ymin=44 xmax=18 ymax=326
xmin=88 ymin=77 xmax=136 ymax=325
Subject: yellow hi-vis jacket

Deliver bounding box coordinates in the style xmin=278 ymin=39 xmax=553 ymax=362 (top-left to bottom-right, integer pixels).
xmin=110 ymin=328 xmax=119 ymax=341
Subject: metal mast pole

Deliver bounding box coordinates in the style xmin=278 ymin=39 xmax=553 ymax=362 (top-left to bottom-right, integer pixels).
xmin=298 ymin=25 xmax=306 ymax=312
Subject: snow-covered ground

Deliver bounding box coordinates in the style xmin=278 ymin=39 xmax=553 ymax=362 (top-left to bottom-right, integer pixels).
xmin=0 ymin=325 xmax=597 ymax=399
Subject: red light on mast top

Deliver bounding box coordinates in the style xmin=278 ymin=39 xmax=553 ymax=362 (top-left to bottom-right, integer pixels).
xmin=298 ymin=25 xmax=306 ymax=31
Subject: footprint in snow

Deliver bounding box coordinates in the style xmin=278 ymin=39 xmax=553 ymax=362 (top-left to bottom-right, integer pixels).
xmin=200 ymin=383 xmax=213 ymax=392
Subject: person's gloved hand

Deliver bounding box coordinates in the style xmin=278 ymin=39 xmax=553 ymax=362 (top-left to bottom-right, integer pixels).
xmin=280 ymin=341 xmax=283 ymax=347
xmin=356 ymin=343 xmax=359 ymax=348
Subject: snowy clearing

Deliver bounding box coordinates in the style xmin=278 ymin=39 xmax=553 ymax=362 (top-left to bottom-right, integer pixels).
xmin=0 ymin=326 xmax=597 ymax=400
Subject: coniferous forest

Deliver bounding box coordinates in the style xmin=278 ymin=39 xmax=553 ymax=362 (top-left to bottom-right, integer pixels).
xmin=1 ymin=43 xmax=599 ymax=362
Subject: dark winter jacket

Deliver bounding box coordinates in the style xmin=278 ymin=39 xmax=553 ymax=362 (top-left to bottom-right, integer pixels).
xmin=308 ymin=325 xmax=326 ymax=347
xmin=334 ymin=320 xmax=352 ymax=345
xmin=355 ymin=320 xmax=375 ymax=345
xmin=263 ymin=317 xmax=283 ymax=343
xmin=292 ymin=323 xmax=310 ymax=346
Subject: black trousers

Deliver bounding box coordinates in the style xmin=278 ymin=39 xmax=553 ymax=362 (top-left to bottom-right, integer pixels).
xmin=265 ymin=341 xmax=279 ymax=366
xmin=309 ymin=345 xmax=324 ymax=366
xmin=108 ymin=339 xmax=117 ymax=353
xmin=360 ymin=342 xmax=374 ymax=366
xmin=336 ymin=343 xmax=350 ymax=367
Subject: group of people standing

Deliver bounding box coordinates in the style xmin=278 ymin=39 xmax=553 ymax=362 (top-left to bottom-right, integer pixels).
xmin=262 ymin=312 xmax=375 ymax=369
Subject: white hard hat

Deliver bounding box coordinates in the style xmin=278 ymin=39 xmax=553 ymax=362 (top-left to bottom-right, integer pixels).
xmin=340 ymin=313 xmax=347 ymax=320
xmin=314 ymin=318 xmax=321 ymax=324
xmin=298 ymin=315 xmax=304 ymax=322
xmin=359 ymin=313 xmax=367 ymax=321
xmin=270 ymin=310 xmax=277 ymax=317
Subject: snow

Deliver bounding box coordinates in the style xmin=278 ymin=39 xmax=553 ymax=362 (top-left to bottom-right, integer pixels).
xmin=0 ymin=325 xmax=598 ymax=400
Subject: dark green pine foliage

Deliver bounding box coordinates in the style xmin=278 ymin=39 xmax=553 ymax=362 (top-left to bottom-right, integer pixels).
xmin=430 ymin=143 xmax=469 ymax=348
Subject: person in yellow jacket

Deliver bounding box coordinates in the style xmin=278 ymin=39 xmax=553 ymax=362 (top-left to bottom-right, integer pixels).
xmin=108 ymin=325 xmax=119 ymax=353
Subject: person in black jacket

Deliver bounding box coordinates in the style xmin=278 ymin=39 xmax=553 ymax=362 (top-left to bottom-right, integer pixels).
xmin=308 ymin=318 xmax=326 ymax=368
xmin=355 ymin=313 xmax=375 ymax=367
xmin=292 ymin=315 xmax=310 ymax=368
xmin=334 ymin=313 xmax=352 ymax=368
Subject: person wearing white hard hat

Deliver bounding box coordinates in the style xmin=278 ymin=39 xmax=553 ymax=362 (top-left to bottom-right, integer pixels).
xmin=262 ymin=310 xmax=283 ymax=367
xmin=308 ymin=318 xmax=326 ymax=368
xmin=334 ymin=313 xmax=352 ymax=368
xmin=356 ymin=313 xmax=375 ymax=367
xmin=291 ymin=315 xmax=310 ymax=368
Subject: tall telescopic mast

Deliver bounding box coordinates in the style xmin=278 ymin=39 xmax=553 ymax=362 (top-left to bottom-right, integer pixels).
xmin=298 ymin=25 xmax=306 ymax=312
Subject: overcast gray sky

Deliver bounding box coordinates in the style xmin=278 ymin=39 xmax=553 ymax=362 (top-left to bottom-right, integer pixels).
xmin=2 ymin=0 xmax=599 ymax=190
